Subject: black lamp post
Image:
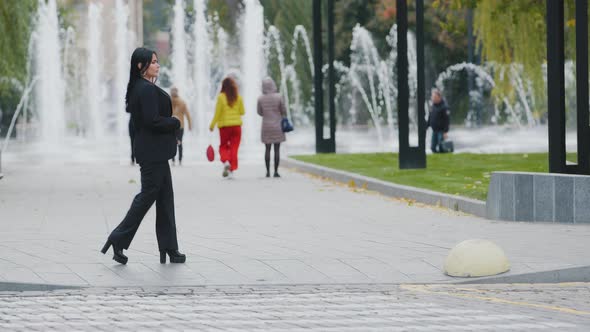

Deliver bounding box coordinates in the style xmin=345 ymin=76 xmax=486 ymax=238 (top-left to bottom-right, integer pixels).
xmin=396 ymin=0 xmax=427 ymax=169
xmin=546 ymin=0 xmax=590 ymax=174
xmin=312 ymin=0 xmax=336 ymax=153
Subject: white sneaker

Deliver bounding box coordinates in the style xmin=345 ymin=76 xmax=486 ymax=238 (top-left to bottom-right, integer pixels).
xmin=227 ymin=171 xmax=234 ymax=179
xmin=222 ymin=162 xmax=230 ymax=177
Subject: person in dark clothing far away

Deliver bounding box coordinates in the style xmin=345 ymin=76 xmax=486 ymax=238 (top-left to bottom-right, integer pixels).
xmin=257 ymin=77 xmax=286 ymax=178
xmin=428 ymin=89 xmax=450 ymax=153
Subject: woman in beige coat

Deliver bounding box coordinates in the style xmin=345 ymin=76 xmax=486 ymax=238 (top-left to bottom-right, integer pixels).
xmin=257 ymin=78 xmax=286 ymax=177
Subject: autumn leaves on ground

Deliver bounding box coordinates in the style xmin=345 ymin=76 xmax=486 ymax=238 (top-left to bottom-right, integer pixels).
xmin=293 ymin=152 xmax=573 ymax=200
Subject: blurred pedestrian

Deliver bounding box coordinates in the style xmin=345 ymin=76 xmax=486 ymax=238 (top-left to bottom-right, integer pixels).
xmin=170 ymin=87 xmax=192 ymax=166
xmin=428 ymin=89 xmax=450 ymax=153
xmin=209 ymin=77 xmax=245 ymax=178
xmin=257 ymin=78 xmax=286 ymax=178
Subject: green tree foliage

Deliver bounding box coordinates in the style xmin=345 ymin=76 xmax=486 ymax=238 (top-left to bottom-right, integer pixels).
xmin=143 ymin=0 xmax=174 ymax=64
xmin=206 ymin=0 xmax=242 ymax=35
xmin=0 ymin=0 xmax=36 ymax=87
xmin=473 ymin=0 xmax=548 ymax=97
xmin=449 ymin=0 xmax=580 ymax=115
xmin=334 ymin=0 xmax=385 ymax=63
xmin=0 ymin=0 xmax=37 ymax=130
xmin=261 ymin=0 xmax=312 ymax=38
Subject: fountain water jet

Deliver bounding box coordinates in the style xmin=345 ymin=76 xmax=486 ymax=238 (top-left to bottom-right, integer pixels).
xmin=86 ymin=2 xmax=106 ymax=139
xmin=34 ymin=0 xmax=66 ymax=144
xmin=114 ymin=0 xmax=132 ymax=153
xmin=240 ymin=0 xmax=265 ymax=147
xmin=193 ymin=0 xmax=212 ymax=141
xmin=171 ymin=0 xmax=188 ymax=95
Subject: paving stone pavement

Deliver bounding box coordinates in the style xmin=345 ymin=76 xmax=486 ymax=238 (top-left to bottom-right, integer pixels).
xmin=2 ymin=146 xmax=590 ymax=330
xmin=1 ymin=283 xmax=589 ymax=331
xmin=404 ymin=282 xmax=590 ymax=313
xmin=1 ymin=156 xmax=590 ymax=287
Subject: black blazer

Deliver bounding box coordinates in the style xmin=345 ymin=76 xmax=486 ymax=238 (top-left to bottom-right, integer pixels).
xmin=129 ymin=79 xmax=180 ymax=163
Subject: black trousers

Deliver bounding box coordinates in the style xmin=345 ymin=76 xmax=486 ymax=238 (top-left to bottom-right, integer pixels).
xmin=108 ymin=161 xmax=178 ymax=251
xmin=173 ymin=128 xmax=185 ymax=162
xmin=431 ymin=131 xmax=444 ymax=153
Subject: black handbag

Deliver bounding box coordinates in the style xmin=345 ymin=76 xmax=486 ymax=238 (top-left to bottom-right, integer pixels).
xmin=281 ymin=118 xmax=294 ymax=133
xmin=441 ymin=140 xmax=454 ymax=153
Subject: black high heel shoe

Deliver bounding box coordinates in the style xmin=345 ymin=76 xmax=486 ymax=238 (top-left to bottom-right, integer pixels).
xmin=101 ymin=240 xmax=128 ymax=265
xmin=160 ymin=249 xmax=186 ymax=264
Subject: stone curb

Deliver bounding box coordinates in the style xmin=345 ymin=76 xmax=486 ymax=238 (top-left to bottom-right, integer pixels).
xmin=283 ymin=157 xmax=487 ymax=218
xmin=459 ymin=265 xmax=590 ymax=284
xmin=0 ymin=282 xmax=81 ymax=292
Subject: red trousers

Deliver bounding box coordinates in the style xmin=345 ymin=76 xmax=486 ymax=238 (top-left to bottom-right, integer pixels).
xmin=219 ymin=126 xmax=241 ymax=171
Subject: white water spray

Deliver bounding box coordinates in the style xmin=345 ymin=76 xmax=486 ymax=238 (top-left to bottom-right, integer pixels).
xmin=240 ymin=0 xmax=265 ymax=146
xmin=35 ymin=0 xmax=65 ymax=144
xmin=114 ymin=0 xmax=131 ymax=144
xmin=193 ymin=0 xmax=211 ymax=140
xmin=86 ymin=2 xmax=105 ymax=139
xmin=171 ymin=0 xmax=188 ymax=94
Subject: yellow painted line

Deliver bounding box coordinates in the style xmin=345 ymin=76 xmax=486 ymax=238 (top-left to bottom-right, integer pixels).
xmin=401 ymin=284 xmax=590 ymax=316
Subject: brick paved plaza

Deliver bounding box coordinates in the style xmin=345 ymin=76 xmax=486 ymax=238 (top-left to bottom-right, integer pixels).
xmin=1 ymin=284 xmax=589 ymax=331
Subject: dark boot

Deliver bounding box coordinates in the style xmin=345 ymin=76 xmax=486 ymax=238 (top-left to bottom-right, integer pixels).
xmin=160 ymin=249 xmax=186 ymax=264
xmin=101 ymin=240 xmax=128 ymax=265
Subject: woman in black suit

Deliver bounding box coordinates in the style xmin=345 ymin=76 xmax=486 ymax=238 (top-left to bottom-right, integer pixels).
xmin=101 ymin=47 xmax=186 ymax=265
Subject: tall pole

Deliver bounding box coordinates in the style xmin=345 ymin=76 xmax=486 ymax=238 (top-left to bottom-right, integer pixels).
xmin=397 ymin=0 xmax=426 ymax=169
xmin=416 ymin=0 xmax=426 ymax=160
xmin=397 ymin=0 xmax=409 ymax=153
xmin=575 ymin=0 xmax=589 ymax=173
xmin=467 ymin=9 xmax=477 ymax=126
xmin=546 ymin=0 xmax=566 ymax=173
xmin=313 ymin=0 xmax=324 ymax=153
xmin=313 ymin=0 xmax=336 ymax=153
xmin=327 ymin=0 xmax=336 ymax=151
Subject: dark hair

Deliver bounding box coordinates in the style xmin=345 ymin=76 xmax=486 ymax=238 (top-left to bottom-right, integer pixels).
xmin=220 ymin=77 xmax=238 ymax=107
xmin=125 ymin=47 xmax=157 ymax=112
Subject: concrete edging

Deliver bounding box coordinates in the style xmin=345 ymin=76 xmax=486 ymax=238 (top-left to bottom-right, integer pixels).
xmin=283 ymin=157 xmax=487 ymax=218
xmin=459 ymin=265 xmax=590 ymax=284
xmin=487 ymin=171 xmax=590 ymax=223
xmin=0 ymin=282 xmax=81 ymax=292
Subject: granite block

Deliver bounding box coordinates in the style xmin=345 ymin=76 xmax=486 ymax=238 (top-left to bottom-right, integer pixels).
xmin=533 ymin=175 xmax=554 ymax=222
xmin=515 ymin=174 xmax=534 ymax=221
xmin=555 ymin=176 xmax=574 ymax=223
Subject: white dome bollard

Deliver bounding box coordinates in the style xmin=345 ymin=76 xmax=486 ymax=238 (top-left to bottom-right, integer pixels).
xmin=444 ymin=239 xmax=510 ymax=277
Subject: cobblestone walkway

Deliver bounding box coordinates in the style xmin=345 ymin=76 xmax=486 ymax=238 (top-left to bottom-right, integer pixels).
xmin=1 ymin=284 xmax=589 ymax=331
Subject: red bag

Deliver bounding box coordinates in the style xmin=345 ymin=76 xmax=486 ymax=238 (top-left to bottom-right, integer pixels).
xmin=206 ymin=145 xmax=215 ymax=162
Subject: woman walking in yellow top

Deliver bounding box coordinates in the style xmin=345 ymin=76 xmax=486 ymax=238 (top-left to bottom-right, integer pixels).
xmin=209 ymin=77 xmax=245 ymax=178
